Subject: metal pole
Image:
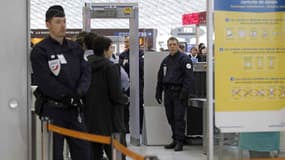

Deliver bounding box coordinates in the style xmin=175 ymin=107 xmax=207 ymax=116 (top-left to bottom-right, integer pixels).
xmin=83 ymin=3 xmax=91 ymax=32
xmin=112 ymin=133 xmax=122 ymax=160
xmin=48 ymin=123 xmax=53 ymax=160
xmin=207 ymin=0 xmax=214 ymax=160
xmin=41 ymin=117 xmax=53 ymax=160
xmin=31 ymin=111 xmax=37 ymax=160
xmin=129 ymin=4 xmax=140 ymax=146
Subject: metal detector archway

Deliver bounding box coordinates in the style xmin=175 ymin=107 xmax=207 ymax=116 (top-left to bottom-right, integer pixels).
xmin=83 ymin=3 xmax=141 ymax=145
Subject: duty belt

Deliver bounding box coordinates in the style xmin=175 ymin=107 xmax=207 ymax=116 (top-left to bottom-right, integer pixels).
xmin=46 ymin=99 xmax=69 ymax=109
xmin=164 ymin=85 xmax=182 ymax=91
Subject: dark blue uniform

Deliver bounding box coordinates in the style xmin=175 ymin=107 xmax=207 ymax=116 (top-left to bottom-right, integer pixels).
xmin=119 ymin=49 xmax=144 ymax=132
xmin=156 ymin=51 xmax=194 ymax=143
xmin=30 ymin=36 xmax=91 ymax=160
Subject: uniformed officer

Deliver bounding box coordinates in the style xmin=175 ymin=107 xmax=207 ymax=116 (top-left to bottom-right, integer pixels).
xmin=30 ymin=5 xmax=90 ymax=160
xmin=119 ymin=36 xmax=144 ymax=133
xmin=155 ymin=37 xmax=194 ymax=151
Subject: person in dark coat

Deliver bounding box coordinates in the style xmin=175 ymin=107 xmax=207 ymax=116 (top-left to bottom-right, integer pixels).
xmin=119 ymin=36 xmax=144 ymax=133
xmin=84 ymin=35 xmax=129 ymax=160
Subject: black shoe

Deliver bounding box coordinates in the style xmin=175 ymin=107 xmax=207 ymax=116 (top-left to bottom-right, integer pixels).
xmin=174 ymin=142 xmax=183 ymax=151
xmin=164 ymin=141 xmax=176 ymax=149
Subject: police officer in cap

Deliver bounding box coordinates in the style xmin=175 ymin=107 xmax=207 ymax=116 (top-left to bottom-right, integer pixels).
xmin=30 ymin=5 xmax=90 ymax=160
xmin=155 ymin=37 xmax=194 ymax=151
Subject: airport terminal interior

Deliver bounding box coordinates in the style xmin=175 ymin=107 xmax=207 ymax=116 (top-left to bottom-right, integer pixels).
xmin=0 ymin=0 xmax=285 ymax=160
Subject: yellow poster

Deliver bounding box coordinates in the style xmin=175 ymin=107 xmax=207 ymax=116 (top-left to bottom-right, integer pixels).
xmin=215 ymin=3 xmax=285 ymax=112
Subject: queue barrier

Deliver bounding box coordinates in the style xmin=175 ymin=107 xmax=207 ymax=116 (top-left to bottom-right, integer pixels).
xmin=41 ymin=118 xmax=158 ymax=160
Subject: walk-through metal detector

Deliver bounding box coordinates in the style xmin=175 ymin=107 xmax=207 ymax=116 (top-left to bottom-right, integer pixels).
xmin=83 ymin=3 xmax=141 ymax=145
xmin=0 ymin=0 xmax=30 ymax=159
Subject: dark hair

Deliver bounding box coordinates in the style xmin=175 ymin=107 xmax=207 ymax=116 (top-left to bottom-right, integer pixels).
xmin=45 ymin=5 xmax=65 ymax=22
xmin=167 ymin=37 xmax=179 ymax=44
xmin=75 ymin=31 xmax=88 ymax=48
xmin=91 ymin=36 xmax=112 ymax=56
xmin=83 ymin=32 xmax=98 ymax=50
xmin=179 ymin=44 xmax=185 ymax=50
xmin=198 ymin=43 xmax=205 ymax=50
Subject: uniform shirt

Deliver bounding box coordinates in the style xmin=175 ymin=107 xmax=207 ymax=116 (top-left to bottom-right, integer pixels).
xmin=156 ymin=51 xmax=194 ymax=97
xmin=189 ymin=53 xmax=198 ymax=63
xmin=30 ymin=36 xmax=90 ymax=100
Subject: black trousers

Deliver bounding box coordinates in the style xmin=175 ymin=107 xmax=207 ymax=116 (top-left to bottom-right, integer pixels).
xmin=91 ymin=134 xmax=126 ymax=160
xmin=42 ymin=105 xmax=91 ymax=160
xmin=124 ymin=89 xmax=144 ymax=133
xmin=164 ymin=89 xmax=186 ymax=142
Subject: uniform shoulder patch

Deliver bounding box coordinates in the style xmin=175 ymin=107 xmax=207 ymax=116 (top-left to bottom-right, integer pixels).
xmin=186 ymin=63 xmax=192 ymax=69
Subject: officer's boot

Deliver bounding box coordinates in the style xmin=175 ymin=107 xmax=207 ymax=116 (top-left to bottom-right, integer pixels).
xmin=174 ymin=141 xmax=183 ymax=152
xmin=164 ymin=141 xmax=176 ymax=149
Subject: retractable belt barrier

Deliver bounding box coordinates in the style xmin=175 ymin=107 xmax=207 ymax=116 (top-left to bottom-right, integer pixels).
xmin=46 ymin=122 xmax=156 ymax=160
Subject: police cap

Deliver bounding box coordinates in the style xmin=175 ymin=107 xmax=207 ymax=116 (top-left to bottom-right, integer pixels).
xmin=45 ymin=5 xmax=65 ymax=22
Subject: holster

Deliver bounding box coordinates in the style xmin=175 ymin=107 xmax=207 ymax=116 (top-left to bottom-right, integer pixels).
xmin=33 ymin=88 xmax=46 ymax=117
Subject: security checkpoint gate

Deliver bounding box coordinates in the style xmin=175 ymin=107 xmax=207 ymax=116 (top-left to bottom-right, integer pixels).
xmin=83 ymin=3 xmax=141 ymax=145
xmin=0 ymin=0 xmax=30 ymax=159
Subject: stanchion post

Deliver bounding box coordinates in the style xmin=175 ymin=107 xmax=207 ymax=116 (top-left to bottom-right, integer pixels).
xmin=41 ymin=117 xmax=53 ymax=160
xmin=48 ymin=122 xmax=53 ymax=160
xmin=112 ymin=132 xmax=122 ymax=160
xmin=144 ymin=155 xmax=159 ymax=160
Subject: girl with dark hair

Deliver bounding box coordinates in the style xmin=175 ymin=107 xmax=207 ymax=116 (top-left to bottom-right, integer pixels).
xmin=84 ymin=35 xmax=129 ymax=160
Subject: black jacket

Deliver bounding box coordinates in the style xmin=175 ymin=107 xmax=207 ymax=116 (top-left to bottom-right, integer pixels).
xmin=30 ymin=36 xmax=90 ymax=100
xmin=156 ymin=51 xmax=195 ymax=99
xmin=85 ymin=55 xmax=128 ymax=135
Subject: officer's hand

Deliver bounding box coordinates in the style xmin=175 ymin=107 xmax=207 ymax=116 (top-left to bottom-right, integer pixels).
xmin=155 ymin=92 xmax=162 ymax=104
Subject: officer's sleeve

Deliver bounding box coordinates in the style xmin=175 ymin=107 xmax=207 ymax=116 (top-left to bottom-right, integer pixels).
xmin=118 ymin=52 xmax=129 ymax=74
xmin=30 ymin=46 xmax=73 ymax=100
xmin=76 ymin=49 xmax=91 ymax=96
xmin=181 ymin=56 xmax=195 ymax=98
xmin=106 ymin=65 xmax=129 ymax=105
xmin=155 ymin=60 xmax=164 ymax=97
xmin=118 ymin=53 xmax=124 ymax=66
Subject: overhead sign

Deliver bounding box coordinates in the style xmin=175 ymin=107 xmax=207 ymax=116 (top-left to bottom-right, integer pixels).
xmin=91 ymin=6 xmax=134 ymax=18
xmin=182 ymin=11 xmax=207 ymax=25
xmin=171 ymin=26 xmax=205 ymax=38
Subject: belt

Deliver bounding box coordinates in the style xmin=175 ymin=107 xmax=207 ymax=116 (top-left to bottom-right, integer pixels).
xmin=164 ymin=85 xmax=182 ymax=91
xmin=46 ymin=99 xmax=69 ymax=109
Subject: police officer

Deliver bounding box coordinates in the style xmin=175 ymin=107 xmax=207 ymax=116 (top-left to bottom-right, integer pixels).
xmin=30 ymin=5 xmax=90 ymax=160
xmin=155 ymin=37 xmax=194 ymax=151
xmin=119 ymin=36 xmax=144 ymax=133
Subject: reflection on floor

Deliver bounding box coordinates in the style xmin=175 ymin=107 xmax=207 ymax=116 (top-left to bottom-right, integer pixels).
xmin=126 ymin=143 xmax=285 ymax=160
xmin=127 ymin=145 xmax=206 ymax=160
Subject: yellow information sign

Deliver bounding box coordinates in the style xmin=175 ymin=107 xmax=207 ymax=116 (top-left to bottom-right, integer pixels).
xmin=215 ymin=11 xmax=285 ymax=112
